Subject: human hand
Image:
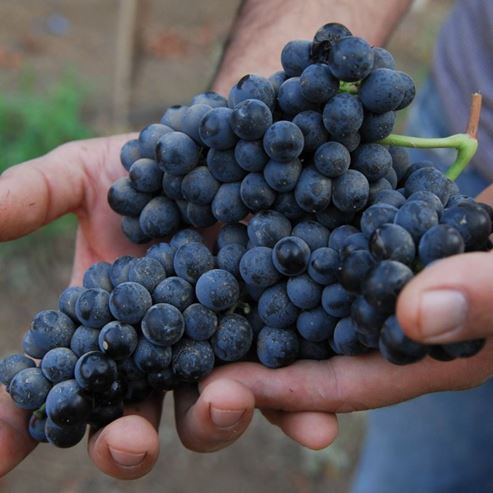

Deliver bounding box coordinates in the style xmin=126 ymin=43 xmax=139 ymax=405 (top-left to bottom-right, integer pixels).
xmin=203 ymin=184 xmax=493 ymax=428
xmin=0 ymin=136 xmax=260 ymax=479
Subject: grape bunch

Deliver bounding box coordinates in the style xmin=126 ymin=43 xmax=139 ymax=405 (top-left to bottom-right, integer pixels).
xmin=1 ymin=22 xmax=492 ymax=449
xmin=109 ymin=23 xmax=415 ymax=242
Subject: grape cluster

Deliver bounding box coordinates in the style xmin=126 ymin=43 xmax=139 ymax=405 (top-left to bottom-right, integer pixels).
xmin=1 ymin=23 xmax=492 ymax=449
xmin=109 ymin=23 xmax=415 ymax=242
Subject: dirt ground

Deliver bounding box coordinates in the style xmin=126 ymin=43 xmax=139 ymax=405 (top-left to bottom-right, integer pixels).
xmin=0 ymin=1 xmax=452 ymax=492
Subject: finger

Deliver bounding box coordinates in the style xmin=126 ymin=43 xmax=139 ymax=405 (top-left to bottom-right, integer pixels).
xmin=0 ymin=386 xmax=37 ymax=477
xmin=0 ymin=134 xmax=133 ymax=241
xmin=87 ymin=392 xmax=163 ymax=480
xmin=262 ymin=410 xmax=338 ymax=450
xmin=397 ymin=252 xmax=493 ymax=343
xmin=201 ymin=348 xmax=493 ymax=414
xmin=175 ymin=379 xmax=255 ymax=452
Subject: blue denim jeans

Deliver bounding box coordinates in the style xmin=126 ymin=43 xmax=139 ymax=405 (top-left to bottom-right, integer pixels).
xmin=351 ymin=78 xmax=493 ymax=493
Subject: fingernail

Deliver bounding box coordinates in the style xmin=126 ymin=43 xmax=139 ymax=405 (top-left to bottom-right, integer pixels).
xmin=210 ymin=406 xmax=245 ymax=429
xmin=109 ymin=447 xmax=147 ymax=467
xmin=419 ymin=290 xmax=468 ymax=342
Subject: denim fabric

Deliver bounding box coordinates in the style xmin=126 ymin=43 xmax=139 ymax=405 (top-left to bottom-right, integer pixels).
xmin=351 ymin=78 xmax=493 ymax=493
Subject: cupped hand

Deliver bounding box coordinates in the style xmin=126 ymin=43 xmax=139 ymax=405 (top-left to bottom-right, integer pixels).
xmin=0 ymin=136 xmax=258 ymax=479
xmin=204 ymin=184 xmax=493 ymax=432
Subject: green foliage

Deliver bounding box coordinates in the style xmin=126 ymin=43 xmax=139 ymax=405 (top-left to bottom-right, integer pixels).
xmin=0 ymin=72 xmax=93 ymax=246
xmin=0 ymin=71 xmax=92 ymax=172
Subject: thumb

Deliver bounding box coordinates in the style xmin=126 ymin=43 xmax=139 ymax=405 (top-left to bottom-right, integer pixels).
xmin=397 ymin=252 xmax=493 ymax=344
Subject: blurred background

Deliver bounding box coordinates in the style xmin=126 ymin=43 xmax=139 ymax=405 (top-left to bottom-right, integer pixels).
xmin=0 ymin=0 xmax=452 ymax=491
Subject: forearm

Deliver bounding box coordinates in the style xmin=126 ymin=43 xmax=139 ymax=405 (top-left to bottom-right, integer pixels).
xmin=212 ymin=0 xmax=413 ymax=95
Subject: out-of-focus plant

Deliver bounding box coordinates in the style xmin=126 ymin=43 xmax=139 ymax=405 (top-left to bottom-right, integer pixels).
xmin=0 ymin=71 xmax=93 ymax=248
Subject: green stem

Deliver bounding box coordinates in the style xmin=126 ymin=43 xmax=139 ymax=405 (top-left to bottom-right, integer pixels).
xmin=379 ymin=133 xmax=478 ymax=181
xmin=338 ymin=82 xmax=359 ymax=94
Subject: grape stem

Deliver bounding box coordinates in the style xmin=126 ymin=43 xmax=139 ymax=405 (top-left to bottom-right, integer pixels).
xmin=380 ymin=93 xmax=482 ymax=181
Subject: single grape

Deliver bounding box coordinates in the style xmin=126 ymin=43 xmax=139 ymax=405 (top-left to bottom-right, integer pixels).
xmin=231 ymin=98 xmax=273 ymax=140
xmin=181 ymin=166 xmax=220 ymax=205
xmin=45 ymin=379 xmax=91 ymax=426
xmin=98 ymin=321 xmax=138 ymax=360
xmin=70 ymin=326 xmax=100 ymax=357
xmin=263 ymin=158 xmax=302 ymax=193
xmin=75 ymin=351 xmax=118 ymax=392
xmin=133 ymin=338 xmax=172 ymax=373
xmin=240 ymin=246 xmax=281 ymax=288
xmin=107 ymin=177 xmax=152 ymax=217
xmin=263 ymin=121 xmax=304 ymax=163
xmin=228 ymin=74 xmax=275 ymax=109
xmin=172 ymin=339 xmax=215 ymax=382
xmin=41 ymin=348 xmax=78 ymax=383
xmin=311 ymin=22 xmax=352 ymax=63
xmin=234 ymin=139 xmax=269 ymax=172
xmin=45 ymin=417 xmax=86 ymax=448
xmin=139 ymin=196 xmax=181 ymax=238
xmin=120 ymin=139 xmax=141 ymax=171
xmin=322 ymin=283 xmax=355 ymax=318
xmin=292 ymin=110 xmax=329 ymax=152
xmin=199 ymin=107 xmax=238 ymax=149
xmin=370 ymin=223 xmax=416 ymax=266
xmin=183 ymin=304 xmax=218 ymax=341
xmin=257 ymin=327 xmax=299 ymax=369
xmin=351 ymin=144 xmax=393 ymax=182
xmin=292 ymin=220 xmax=330 ymax=251
xmin=394 ymin=200 xmax=439 ymax=242
xmin=0 ymin=354 xmax=35 ymax=386
xmin=109 ymin=256 xmax=135 ymax=287
xmin=211 ymin=182 xmax=249 ymax=223
xmin=360 ymin=204 xmax=398 ymax=238
xmin=314 ymin=141 xmax=351 ymax=178
xmin=138 ymin=124 xmax=173 ymax=160
xmin=287 ymin=274 xmax=322 ymax=309
xmin=296 ymin=307 xmax=338 ymax=342
xmin=128 ymin=256 xmax=167 ymax=292
xmin=173 ymin=242 xmax=215 ymax=284
xmin=322 ymin=93 xmax=363 ymax=138
xmin=153 ymin=276 xmax=194 ymax=311
xmin=300 ymin=63 xmax=339 ymax=104
xmin=31 ymin=310 xmax=76 ymax=351
xmin=258 ymin=283 xmax=299 ymax=329
xmin=196 ymin=269 xmax=240 ymax=312
xmin=247 ymin=210 xmax=292 ymax=247
xmin=207 ymin=148 xmax=247 ymax=183
xmin=58 ymin=287 xmax=86 ymax=321
xmin=129 ymin=158 xmax=163 ymax=193
xmin=156 ymin=131 xmax=200 ymax=176
xmin=109 ymin=282 xmax=152 ymax=325
xmin=331 ymin=318 xmax=368 ymax=356
xmin=217 ymin=243 xmax=246 ymax=277
xmin=328 ymin=36 xmax=374 ymax=82
xmin=363 ymin=260 xmax=414 ymax=313
xmin=281 ymin=40 xmax=313 ymax=77
xmin=211 ymin=314 xmax=253 ymax=362
xmin=9 ymin=368 xmax=51 ymax=410
xmin=339 ymin=250 xmax=376 ymax=293
xmin=272 ymin=236 xmax=311 ymax=277
xmin=379 ymin=316 xmax=427 ymax=364
xmin=240 ymin=172 xmax=276 ymax=211
xmin=141 ymin=303 xmax=185 ymax=347
xmin=307 ymin=247 xmax=340 ymax=285
xmin=294 ymin=166 xmax=332 ymax=213
xmin=418 ymin=224 xmax=465 ymax=265
xmin=332 ymin=170 xmax=369 ymax=212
